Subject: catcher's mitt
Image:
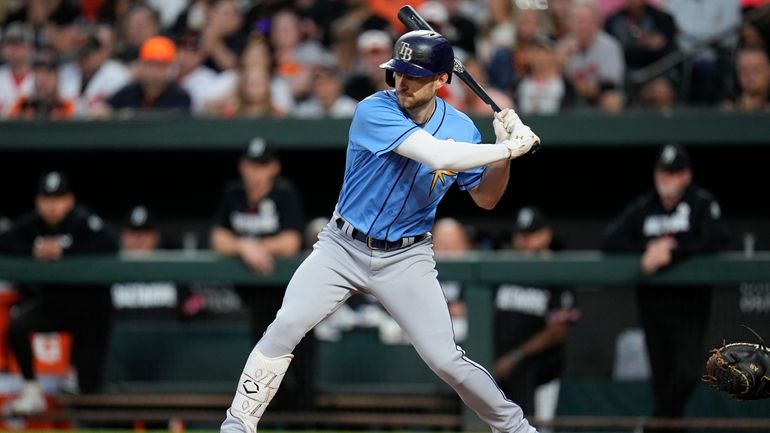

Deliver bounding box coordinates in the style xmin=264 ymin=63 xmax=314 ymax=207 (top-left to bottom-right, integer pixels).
xmin=703 ymin=326 xmax=770 ymax=400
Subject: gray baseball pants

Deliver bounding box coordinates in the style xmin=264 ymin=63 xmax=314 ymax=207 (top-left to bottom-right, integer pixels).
xmin=222 ymin=218 xmax=536 ymax=433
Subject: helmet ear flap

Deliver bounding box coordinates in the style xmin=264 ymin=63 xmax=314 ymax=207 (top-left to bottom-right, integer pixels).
xmin=385 ymin=70 xmax=395 ymax=87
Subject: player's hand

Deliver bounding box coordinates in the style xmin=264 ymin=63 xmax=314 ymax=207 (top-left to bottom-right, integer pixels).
xmin=493 ymin=109 xmax=520 ymax=143
xmin=238 ymin=239 xmax=275 ymax=275
xmin=493 ymin=350 xmax=524 ymax=379
xmin=33 ymin=238 xmax=63 ymax=262
xmin=641 ymin=237 xmax=676 ymax=275
xmin=501 ymin=123 xmax=541 ymax=159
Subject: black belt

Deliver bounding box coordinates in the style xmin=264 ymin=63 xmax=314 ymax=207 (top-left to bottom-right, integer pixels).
xmin=335 ymin=218 xmax=427 ymax=251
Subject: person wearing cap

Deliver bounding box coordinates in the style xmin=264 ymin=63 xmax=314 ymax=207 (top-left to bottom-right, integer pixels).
xmin=93 ymin=35 xmax=191 ymax=117
xmin=290 ymin=64 xmax=358 ymax=118
xmin=601 ymin=144 xmax=727 ymax=433
xmin=344 ymin=29 xmax=393 ymax=101
xmin=9 ymin=49 xmax=75 ymax=120
xmin=557 ymin=0 xmax=626 ymax=112
xmin=0 ymin=22 xmax=35 ymax=118
xmin=110 ymin=205 xmax=182 ymax=321
xmin=493 ymin=206 xmax=579 ymax=430
xmin=515 ymin=33 xmax=575 ymax=115
xmin=210 ymin=138 xmax=313 ymax=410
xmin=58 ymin=28 xmax=132 ymax=117
xmin=0 ymin=171 xmax=119 ymax=415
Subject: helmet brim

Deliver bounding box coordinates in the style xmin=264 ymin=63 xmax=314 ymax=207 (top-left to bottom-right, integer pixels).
xmin=378 ymin=58 xmax=435 ymax=78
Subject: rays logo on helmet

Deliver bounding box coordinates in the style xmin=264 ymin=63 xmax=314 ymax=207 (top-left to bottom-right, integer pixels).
xmin=398 ymin=42 xmax=413 ymax=61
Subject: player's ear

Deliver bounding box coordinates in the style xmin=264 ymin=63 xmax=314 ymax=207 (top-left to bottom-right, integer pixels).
xmin=435 ymin=73 xmax=449 ymax=89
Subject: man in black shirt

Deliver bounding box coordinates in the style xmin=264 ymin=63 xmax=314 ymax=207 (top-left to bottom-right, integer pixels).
xmin=0 ymin=171 xmax=119 ymax=415
xmin=493 ymin=207 xmax=579 ymax=427
xmin=601 ymin=144 xmax=728 ymax=433
xmin=210 ymin=138 xmax=310 ymax=410
xmin=91 ymin=35 xmax=191 ymax=118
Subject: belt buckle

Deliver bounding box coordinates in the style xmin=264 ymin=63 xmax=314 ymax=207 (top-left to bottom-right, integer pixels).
xmin=366 ymin=237 xmax=383 ymax=250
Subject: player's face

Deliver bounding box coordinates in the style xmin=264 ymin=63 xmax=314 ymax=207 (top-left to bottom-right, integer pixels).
xmin=121 ymin=229 xmax=160 ymax=251
xmin=35 ymin=193 xmax=75 ymax=227
xmin=654 ymin=168 xmax=692 ymax=201
xmin=394 ymin=72 xmax=447 ymax=110
xmin=239 ymin=160 xmax=280 ymax=203
xmin=513 ymin=228 xmax=552 ymax=254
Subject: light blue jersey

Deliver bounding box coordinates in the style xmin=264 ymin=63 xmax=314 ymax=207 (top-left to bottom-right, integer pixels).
xmin=336 ymin=90 xmax=485 ymax=241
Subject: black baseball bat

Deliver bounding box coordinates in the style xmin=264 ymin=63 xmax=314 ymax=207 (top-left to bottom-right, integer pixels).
xmin=397 ymin=5 xmax=501 ymax=113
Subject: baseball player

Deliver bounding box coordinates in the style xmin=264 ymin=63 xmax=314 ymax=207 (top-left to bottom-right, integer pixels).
xmin=0 ymin=171 xmax=119 ymax=415
xmin=221 ymin=30 xmax=541 ymax=433
xmin=600 ymin=144 xmax=728 ymax=433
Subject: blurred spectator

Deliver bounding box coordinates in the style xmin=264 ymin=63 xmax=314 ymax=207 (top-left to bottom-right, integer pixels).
xmin=204 ymin=64 xmax=279 ymax=118
xmin=344 ymin=29 xmax=392 ymax=101
xmin=291 ymin=64 xmax=358 ymax=118
xmin=210 ymin=138 xmax=310 ymax=410
xmin=239 ymin=35 xmax=294 ymax=114
xmin=661 ymin=0 xmax=742 ymax=104
xmin=722 ymin=46 xmax=770 ymax=112
xmin=115 ymin=3 xmax=161 ymax=63
xmin=4 ymin=0 xmax=80 ymax=50
xmin=601 ymin=144 xmax=728 ymax=433
xmin=481 ymin=0 xmax=517 ymax=59
xmin=0 ymin=171 xmax=119 ymax=414
xmin=93 ymin=35 xmax=191 ymax=117
xmin=739 ymin=22 xmax=769 ymax=53
xmin=369 ymin=0 xmax=424 ymax=31
xmin=456 ymin=56 xmax=513 ymax=115
xmin=559 ymin=0 xmax=626 ymax=112
xmin=172 ymin=0 xmax=213 ymax=35
xmin=331 ymin=0 xmax=391 ymax=36
xmin=0 ymin=22 xmax=34 ymax=118
xmin=432 ymin=217 xmax=471 ymax=342
xmin=9 ymin=50 xmax=75 ymax=120
xmin=604 ymin=0 xmax=677 ymax=72
xmin=487 ymin=8 xmax=550 ymax=95
xmin=547 ymin=0 xmax=575 ymax=41
xmin=199 ymin=0 xmax=247 ymax=72
xmin=145 ymin=0 xmax=188 ymax=30
xmin=59 ymin=30 xmax=131 ymax=117
xmin=515 ymin=34 xmax=575 ymax=115
xmin=638 ymin=76 xmax=677 ymax=111
xmin=493 ymin=206 xmax=579 ymax=428
xmin=418 ymin=0 xmax=478 ymax=55
xmin=270 ymin=8 xmax=330 ymax=102
xmin=176 ymin=31 xmax=235 ymax=114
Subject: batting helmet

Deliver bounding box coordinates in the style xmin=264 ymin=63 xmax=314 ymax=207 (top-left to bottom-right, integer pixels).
xmin=379 ymin=30 xmax=454 ymax=87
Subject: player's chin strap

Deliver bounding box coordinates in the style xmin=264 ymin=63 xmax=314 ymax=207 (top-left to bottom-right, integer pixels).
xmin=228 ymin=347 xmax=293 ymax=433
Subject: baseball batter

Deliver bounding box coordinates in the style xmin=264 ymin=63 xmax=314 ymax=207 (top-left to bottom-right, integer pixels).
xmin=221 ymin=30 xmax=541 ymax=433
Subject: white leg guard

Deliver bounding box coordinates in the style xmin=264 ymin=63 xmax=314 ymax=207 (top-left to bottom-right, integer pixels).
xmin=222 ymin=348 xmax=293 ymax=433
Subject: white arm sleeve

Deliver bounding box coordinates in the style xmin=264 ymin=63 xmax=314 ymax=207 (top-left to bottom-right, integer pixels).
xmin=394 ymin=129 xmax=508 ymax=171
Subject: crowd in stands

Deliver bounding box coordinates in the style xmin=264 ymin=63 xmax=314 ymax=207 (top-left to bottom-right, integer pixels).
xmin=1 ymin=0 xmax=769 ymax=121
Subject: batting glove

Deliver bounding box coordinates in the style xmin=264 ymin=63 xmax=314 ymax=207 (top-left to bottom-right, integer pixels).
xmin=502 ymin=123 xmax=541 ymax=159
xmin=493 ymin=114 xmax=510 ymax=143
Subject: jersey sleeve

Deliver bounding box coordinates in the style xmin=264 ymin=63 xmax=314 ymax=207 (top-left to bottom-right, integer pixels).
xmin=455 ymin=127 xmax=486 ymax=191
xmin=0 ymin=215 xmax=36 ymax=255
xmin=214 ymin=187 xmax=234 ymax=231
xmin=349 ymin=94 xmax=420 ymax=157
xmin=276 ymin=181 xmax=305 ymax=233
xmin=67 ymin=212 xmax=120 ymax=254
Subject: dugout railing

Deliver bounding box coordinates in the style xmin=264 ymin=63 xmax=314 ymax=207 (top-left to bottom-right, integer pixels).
xmin=1 ymin=251 xmax=770 ymax=431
